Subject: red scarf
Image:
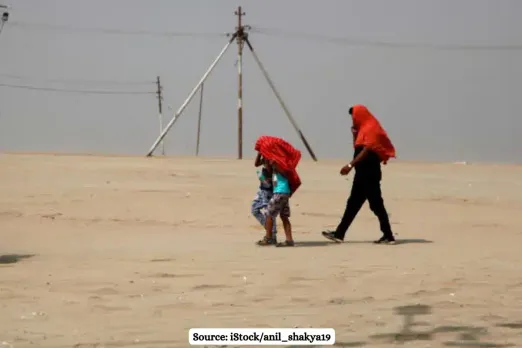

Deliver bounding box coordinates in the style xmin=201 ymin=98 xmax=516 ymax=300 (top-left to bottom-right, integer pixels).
xmin=254 ymin=135 xmax=302 ymax=196
xmin=352 ymin=105 xmax=396 ymax=164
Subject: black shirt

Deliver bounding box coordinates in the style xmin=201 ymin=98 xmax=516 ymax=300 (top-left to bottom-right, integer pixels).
xmin=353 ymin=146 xmax=382 ymax=181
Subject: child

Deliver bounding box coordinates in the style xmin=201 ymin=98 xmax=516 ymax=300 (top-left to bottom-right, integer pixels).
xmin=251 ymin=153 xmax=277 ymax=241
xmin=257 ymin=160 xmax=294 ymax=247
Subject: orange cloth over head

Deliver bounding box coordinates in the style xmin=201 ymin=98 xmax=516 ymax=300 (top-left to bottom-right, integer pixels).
xmin=255 ymin=135 xmax=302 ymax=196
xmin=351 ymin=104 xmax=396 ymax=164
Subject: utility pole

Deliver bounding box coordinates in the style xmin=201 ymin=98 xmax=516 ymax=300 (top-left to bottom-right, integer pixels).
xmin=235 ymin=6 xmax=246 ymax=160
xmin=145 ymin=7 xmax=317 ymax=161
xmin=156 ymin=75 xmax=165 ymax=156
xmin=0 ymin=4 xmax=9 ymax=38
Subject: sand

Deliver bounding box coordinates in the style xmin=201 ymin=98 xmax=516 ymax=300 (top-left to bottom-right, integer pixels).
xmin=1 ymin=153 xmax=522 ymax=348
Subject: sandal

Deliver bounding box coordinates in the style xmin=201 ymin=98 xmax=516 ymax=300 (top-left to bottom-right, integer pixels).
xmin=276 ymin=240 xmax=295 ymax=247
xmin=257 ymin=236 xmax=277 ymax=246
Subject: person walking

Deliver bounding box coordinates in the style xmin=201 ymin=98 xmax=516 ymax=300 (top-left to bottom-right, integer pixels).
xmin=322 ymin=104 xmax=397 ymax=244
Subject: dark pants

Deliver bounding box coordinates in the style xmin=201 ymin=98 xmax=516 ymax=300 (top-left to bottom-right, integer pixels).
xmin=335 ymin=174 xmax=393 ymax=240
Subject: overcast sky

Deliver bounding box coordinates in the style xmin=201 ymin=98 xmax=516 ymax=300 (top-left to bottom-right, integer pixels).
xmin=0 ymin=0 xmax=521 ymax=163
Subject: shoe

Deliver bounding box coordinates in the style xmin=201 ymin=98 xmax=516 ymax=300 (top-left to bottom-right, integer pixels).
xmin=322 ymin=231 xmax=343 ymax=243
xmin=374 ymin=235 xmax=396 ymax=245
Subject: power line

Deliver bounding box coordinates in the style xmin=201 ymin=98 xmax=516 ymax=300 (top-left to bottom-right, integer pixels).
xmin=0 ymin=82 xmax=154 ymax=95
xmin=0 ymin=73 xmax=155 ymax=86
xmin=145 ymin=6 xmax=318 ymax=161
xmin=250 ymin=26 xmax=522 ymax=51
xmin=9 ymin=20 xmax=227 ymax=38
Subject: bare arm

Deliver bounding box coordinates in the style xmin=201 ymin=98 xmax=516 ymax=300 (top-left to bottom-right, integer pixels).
xmin=254 ymin=153 xmax=262 ymax=167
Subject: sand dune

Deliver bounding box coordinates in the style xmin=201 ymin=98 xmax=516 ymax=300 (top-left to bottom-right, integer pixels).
xmin=1 ymin=153 xmax=522 ymax=347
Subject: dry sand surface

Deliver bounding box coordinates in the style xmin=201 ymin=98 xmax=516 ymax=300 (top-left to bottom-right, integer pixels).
xmin=1 ymin=153 xmax=522 ymax=348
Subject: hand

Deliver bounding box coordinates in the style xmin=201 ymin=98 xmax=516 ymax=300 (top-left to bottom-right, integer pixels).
xmin=340 ymin=164 xmax=352 ymax=176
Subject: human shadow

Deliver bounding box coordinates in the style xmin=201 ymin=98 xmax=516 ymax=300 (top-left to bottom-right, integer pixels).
xmin=294 ymin=241 xmax=332 ymax=247
xmin=0 ymin=254 xmax=35 ymax=264
xmin=346 ymin=238 xmax=433 ymax=245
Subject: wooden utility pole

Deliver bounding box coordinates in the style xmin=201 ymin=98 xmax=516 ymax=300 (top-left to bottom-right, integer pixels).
xmin=156 ymin=76 xmax=165 ymax=156
xmin=235 ymin=6 xmax=246 ymax=159
xmin=145 ymin=7 xmax=318 ymax=162
xmin=196 ymin=83 xmax=204 ymax=156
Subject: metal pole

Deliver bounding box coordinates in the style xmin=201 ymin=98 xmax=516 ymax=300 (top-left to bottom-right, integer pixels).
xmin=146 ymin=35 xmax=236 ymax=157
xmin=235 ymin=6 xmax=245 ymax=160
xmin=159 ymin=111 xmax=165 ymax=155
xmin=244 ymin=38 xmax=318 ymax=161
xmin=196 ymin=83 xmax=204 ymax=156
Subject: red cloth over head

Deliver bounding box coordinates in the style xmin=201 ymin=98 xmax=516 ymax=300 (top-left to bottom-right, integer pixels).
xmin=351 ymin=104 xmax=396 ymax=164
xmin=255 ymin=135 xmax=302 ymax=196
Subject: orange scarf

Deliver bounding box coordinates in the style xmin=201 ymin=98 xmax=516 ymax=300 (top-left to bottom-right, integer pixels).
xmin=352 ymin=104 xmax=396 ymax=164
xmin=255 ymin=135 xmax=302 ymax=196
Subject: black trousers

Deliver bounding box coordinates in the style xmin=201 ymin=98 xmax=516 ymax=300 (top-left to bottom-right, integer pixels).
xmin=335 ymin=174 xmax=393 ymax=240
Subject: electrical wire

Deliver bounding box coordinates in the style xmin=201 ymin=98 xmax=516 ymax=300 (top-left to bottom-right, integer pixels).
xmin=0 ymin=82 xmax=155 ymax=95
xmin=250 ymin=26 xmax=522 ymax=51
xmin=0 ymin=73 xmax=155 ymax=86
xmin=9 ymin=21 xmax=227 ymax=38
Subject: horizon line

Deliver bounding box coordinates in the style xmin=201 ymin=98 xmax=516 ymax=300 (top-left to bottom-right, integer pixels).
xmin=1 ymin=150 xmax=521 ymax=166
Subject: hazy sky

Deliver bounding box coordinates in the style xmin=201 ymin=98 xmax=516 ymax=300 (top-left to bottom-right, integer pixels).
xmin=1 ymin=0 xmax=521 ymax=163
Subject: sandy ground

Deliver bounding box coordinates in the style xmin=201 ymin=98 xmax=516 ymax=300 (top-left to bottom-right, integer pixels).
xmin=1 ymin=153 xmax=522 ymax=348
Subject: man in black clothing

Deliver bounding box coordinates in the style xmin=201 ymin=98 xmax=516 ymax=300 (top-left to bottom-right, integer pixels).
xmin=322 ymin=107 xmax=396 ymax=244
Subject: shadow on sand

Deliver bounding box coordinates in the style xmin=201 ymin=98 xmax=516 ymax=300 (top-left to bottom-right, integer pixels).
xmin=368 ymin=304 xmax=515 ymax=347
xmin=346 ymin=238 xmax=433 ymax=245
xmin=294 ymin=238 xmax=433 ymax=248
xmin=496 ymin=322 xmax=522 ymax=330
xmin=294 ymin=241 xmax=332 ymax=247
xmin=0 ymin=254 xmax=35 ymax=264
xmin=285 ymin=303 xmax=520 ymax=348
